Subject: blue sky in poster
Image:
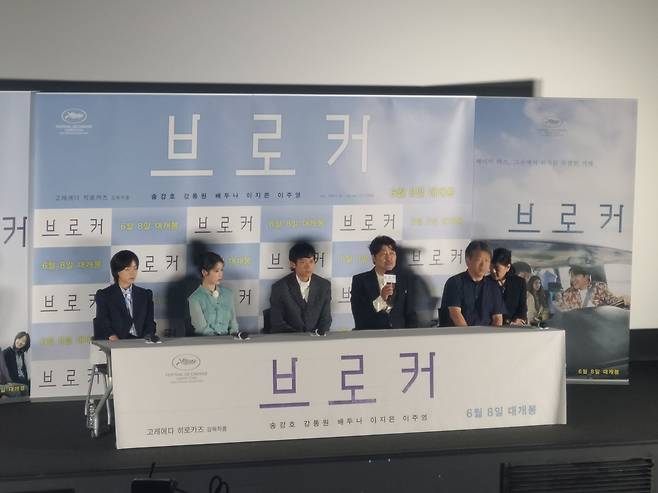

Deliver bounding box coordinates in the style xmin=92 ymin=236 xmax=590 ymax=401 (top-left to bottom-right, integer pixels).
xmin=473 ymin=97 xmax=636 ymax=250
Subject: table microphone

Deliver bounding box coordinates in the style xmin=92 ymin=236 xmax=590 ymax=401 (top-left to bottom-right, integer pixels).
xmin=144 ymin=333 xmax=161 ymax=344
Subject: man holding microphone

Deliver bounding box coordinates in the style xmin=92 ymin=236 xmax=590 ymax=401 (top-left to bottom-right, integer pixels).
xmin=350 ymin=236 xmax=418 ymax=330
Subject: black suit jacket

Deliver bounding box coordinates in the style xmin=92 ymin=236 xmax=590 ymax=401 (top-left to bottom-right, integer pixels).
xmin=95 ymin=283 xmax=156 ymax=339
xmin=350 ymin=269 xmax=418 ymax=330
xmin=2 ymin=347 xmax=28 ymax=385
xmin=500 ymin=274 xmax=528 ymax=324
xmin=269 ymin=273 xmax=332 ymax=333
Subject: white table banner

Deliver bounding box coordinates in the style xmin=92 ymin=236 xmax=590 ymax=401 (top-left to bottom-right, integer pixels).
xmin=109 ymin=327 xmax=566 ymax=449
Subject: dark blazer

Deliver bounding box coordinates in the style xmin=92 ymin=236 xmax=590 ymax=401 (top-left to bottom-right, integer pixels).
xmin=95 ymin=283 xmax=156 ymax=340
xmin=500 ymin=274 xmax=528 ymax=324
xmin=0 ymin=347 xmax=12 ymax=385
xmin=350 ymin=269 xmax=418 ymax=330
xmin=269 ymin=273 xmax=332 ymax=333
xmin=3 ymin=347 xmax=28 ymax=385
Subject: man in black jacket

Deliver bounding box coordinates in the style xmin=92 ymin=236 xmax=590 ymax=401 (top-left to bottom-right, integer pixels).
xmin=350 ymin=236 xmax=418 ymax=330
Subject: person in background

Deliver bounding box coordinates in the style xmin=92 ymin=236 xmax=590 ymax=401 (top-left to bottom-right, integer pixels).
xmin=490 ymin=248 xmax=527 ymax=326
xmin=3 ymin=331 xmax=30 ymax=385
xmin=527 ymin=275 xmax=550 ymax=325
xmin=269 ymin=241 xmax=332 ymax=335
xmin=439 ymin=240 xmax=505 ymax=327
xmin=351 ymin=236 xmax=418 ymax=330
xmin=188 ymin=251 xmax=239 ymax=336
xmin=95 ymin=250 xmax=157 ymax=341
xmin=551 ymin=291 xmax=566 ymax=313
xmin=512 ymin=261 xmax=532 ymax=283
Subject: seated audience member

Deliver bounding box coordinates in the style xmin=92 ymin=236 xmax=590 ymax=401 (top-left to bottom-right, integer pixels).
xmin=351 ymin=236 xmax=418 ymax=330
xmin=490 ymin=248 xmax=527 ymax=326
xmin=188 ymin=252 xmax=239 ymax=336
xmin=560 ymin=265 xmax=628 ymax=311
xmin=439 ymin=240 xmax=505 ymax=327
xmin=269 ymin=241 xmax=331 ymax=334
xmin=3 ymin=331 xmax=30 ymax=385
xmin=95 ymin=250 xmax=156 ymax=340
xmin=527 ymin=275 xmax=550 ymax=325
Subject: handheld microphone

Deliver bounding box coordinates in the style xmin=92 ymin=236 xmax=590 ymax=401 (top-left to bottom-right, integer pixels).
xmin=383 ymin=271 xmax=397 ymax=285
xmin=383 ymin=270 xmax=396 ymax=306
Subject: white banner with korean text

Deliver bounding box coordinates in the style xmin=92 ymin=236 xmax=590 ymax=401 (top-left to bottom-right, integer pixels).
xmin=110 ymin=328 xmax=566 ymax=449
xmin=30 ymin=94 xmax=475 ymax=398
xmin=0 ymin=92 xmax=31 ymax=401
xmin=29 ymin=94 xmax=637 ymax=396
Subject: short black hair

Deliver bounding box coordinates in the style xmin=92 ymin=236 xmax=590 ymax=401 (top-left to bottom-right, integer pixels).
xmin=289 ymin=242 xmax=317 ymax=263
xmin=465 ymin=240 xmax=491 ymax=259
xmin=492 ymin=247 xmax=512 ymax=266
xmin=512 ymin=261 xmax=531 ymax=275
xmin=13 ymin=331 xmax=30 ymax=353
xmin=110 ymin=250 xmax=139 ymax=282
xmin=569 ymin=265 xmax=590 ymax=277
xmin=198 ymin=251 xmax=224 ymax=277
xmin=369 ymin=236 xmax=397 ymax=256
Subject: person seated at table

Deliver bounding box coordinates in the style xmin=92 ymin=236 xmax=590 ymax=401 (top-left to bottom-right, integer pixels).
xmin=3 ymin=331 xmax=30 ymax=386
xmin=527 ymin=275 xmax=550 ymax=325
xmin=188 ymin=251 xmax=239 ymax=336
xmin=95 ymin=250 xmax=156 ymax=341
xmin=439 ymin=240 xmax=505 ymax=327
xmin=269 ymin=241 xmax=332 ymax=335
xmin=350 ymin=235 xmax=418 ymax=330
xmin=490 ymin=248 xmax=527 ymax=326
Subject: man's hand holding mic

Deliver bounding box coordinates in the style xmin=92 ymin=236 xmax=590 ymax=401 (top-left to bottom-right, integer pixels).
xmin=382 ymin=272 xmax=396 ymax=305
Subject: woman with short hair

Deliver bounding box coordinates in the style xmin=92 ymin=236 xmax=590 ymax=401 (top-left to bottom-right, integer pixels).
xmin=490 ymin=248 xmax=528 ymax=326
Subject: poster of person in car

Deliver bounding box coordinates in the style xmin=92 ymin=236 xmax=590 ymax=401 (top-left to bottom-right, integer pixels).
xmin=473 ymin=97 xmax=636 ymax=382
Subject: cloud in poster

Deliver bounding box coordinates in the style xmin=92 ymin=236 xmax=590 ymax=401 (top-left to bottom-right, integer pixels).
xmin=473 ymin=98 xmax=637 ymax=246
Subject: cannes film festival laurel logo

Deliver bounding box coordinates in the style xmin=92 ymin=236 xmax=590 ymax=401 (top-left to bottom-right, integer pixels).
xmin=61 ymin=108 xmax=87 ymax=124
xmin=172 ymin=354 xmax=201 ymax=371
xmin=57 ymin=108 xmax=91 ymax=135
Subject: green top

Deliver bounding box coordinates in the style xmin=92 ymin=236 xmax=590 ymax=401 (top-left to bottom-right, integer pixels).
xmin=188 ymin=285 xmax=239 ymax=336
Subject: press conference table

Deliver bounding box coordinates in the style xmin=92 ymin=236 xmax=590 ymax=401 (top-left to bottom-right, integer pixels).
xmin=93 ymin=326 xmax=566 ymax=449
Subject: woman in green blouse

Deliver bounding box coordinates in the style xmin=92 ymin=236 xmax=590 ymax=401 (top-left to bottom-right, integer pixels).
xmin=188 ymin=251 xmax=239 ymax=335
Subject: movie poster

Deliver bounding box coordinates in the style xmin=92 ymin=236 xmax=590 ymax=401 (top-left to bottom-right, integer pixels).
xmin=473 ymin=98 xmax=636 ymax=382
xmin=0 ymin=92 xmax=31 ymax=401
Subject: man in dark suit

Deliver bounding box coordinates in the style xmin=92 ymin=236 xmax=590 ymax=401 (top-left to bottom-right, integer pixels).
xmin=95 ymin=250 xmax=156 ymax=340
xmin=269 ymin=242 xmax=332 ymax=335
xmin=351 ymin=236 xmax=418 ymax=330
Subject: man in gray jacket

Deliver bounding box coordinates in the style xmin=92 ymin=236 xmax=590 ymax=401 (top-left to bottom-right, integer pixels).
xmin=269 ymin=241 xmax=332 ymax=335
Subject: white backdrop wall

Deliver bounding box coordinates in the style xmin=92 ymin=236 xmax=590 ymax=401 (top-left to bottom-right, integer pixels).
xmin=0 ymin=0 xmax=656 ymax=329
